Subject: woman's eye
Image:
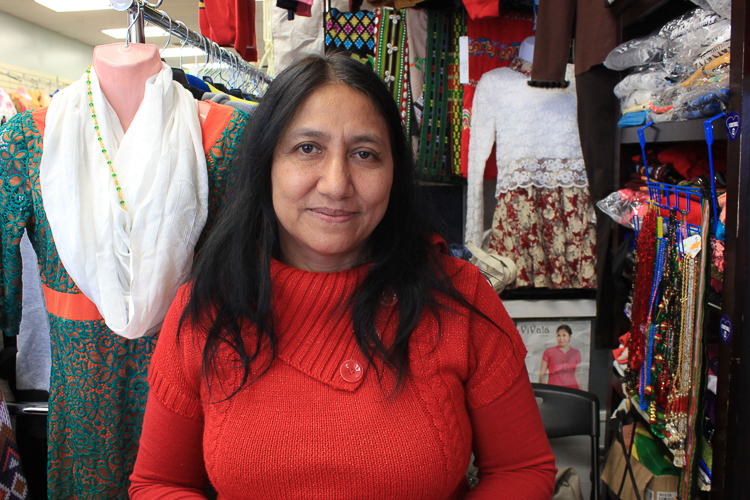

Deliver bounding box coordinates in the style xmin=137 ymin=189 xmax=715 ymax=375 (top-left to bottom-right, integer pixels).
xmin=356 ymin=151 xmax=373 ymax=160
xmin=298 ymin=144 xmax=318 ymax=154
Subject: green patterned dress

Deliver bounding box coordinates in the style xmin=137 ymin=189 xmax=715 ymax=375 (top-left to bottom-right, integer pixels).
xmin=0 ymin=103 xmax=248 ymax=498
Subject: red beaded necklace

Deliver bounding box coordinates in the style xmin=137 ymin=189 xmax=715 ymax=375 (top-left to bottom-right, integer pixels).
xmin=627 ymin=208 xmax=658 ymax=375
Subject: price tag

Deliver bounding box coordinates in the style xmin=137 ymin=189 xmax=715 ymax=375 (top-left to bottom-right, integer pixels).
xmin=459 ymin=37 xmax=469 ymax=85
xmin=720 ymin=315 xmax=732 ymax=344
xmin=726 ymin=112 xmax=741 ymax=141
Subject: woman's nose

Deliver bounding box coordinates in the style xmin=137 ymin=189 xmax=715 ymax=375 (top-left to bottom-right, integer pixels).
xmin=317 ymin=152 xmax=354 ymax=200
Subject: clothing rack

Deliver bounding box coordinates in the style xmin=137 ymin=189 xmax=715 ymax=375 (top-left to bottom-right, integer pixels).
xmin=114 ymin=0 xmax=273 ymax=97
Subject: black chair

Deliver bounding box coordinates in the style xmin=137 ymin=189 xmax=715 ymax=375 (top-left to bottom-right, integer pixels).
xmin=532 ymin=383 xmax=600 ymax=500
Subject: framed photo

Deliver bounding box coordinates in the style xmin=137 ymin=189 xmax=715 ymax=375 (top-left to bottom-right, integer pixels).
xmin=515 ymin=319 xmax=592 ymax=391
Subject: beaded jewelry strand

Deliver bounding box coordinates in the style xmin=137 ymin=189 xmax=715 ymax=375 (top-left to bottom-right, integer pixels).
xmin=86 ymin=66 xmax=127 ymax=212
xmin=641 ymin=236 xmax=668 ymax=411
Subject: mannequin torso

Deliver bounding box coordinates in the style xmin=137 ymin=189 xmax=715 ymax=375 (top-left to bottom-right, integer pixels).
xmin=92 ymin=43 xmax=209 ymax=130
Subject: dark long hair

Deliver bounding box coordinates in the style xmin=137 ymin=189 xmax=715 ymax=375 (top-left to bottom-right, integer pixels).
xmin=182 ymin=53 xmax=480 ymax=398
xmin=557 ymin=324 xmax=573 ymax=336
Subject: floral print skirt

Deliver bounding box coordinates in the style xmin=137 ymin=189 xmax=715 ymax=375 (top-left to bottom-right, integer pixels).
xmin=488 ymin=185 xmax=597 ymax=289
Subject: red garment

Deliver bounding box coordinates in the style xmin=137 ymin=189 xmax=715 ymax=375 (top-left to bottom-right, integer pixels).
xmin=542 ymin=346 xmax=581 ymax=389
xmin=460 ymin=13 xmax=535 ymax=178
xmin=657 ymin=143 xmax=727 ymax=179
xmin=130 ymin=253 xmax=556 ymax=499
xmin=199 ymin=0 xmax=258 ymax=62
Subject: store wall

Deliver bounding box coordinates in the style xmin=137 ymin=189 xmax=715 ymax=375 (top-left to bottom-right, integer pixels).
xmin=0 ymin=12 xmax=94 ymax=81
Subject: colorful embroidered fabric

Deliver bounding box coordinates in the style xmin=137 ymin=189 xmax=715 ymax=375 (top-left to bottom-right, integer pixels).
xmin=324 ymin=8 xmax=379 ymax=68
xmin=460 ymin=12 xmax=534 ymax=178
xmin=448 ymin=11 xmax=465 ymax=175
xmin=0 ymin=107 xmax=248 ymax=499
xmin=374 ymin=8 xmax=411 ymax=136
xmin=416 ymin=10 xmax=454 ymax=182
xmin=405 ymin=8 xmax=427 ymax=144
xmin=0 ymin=394 xmax=27 ymax=499
xmin=488 ymin=186 xmax=597 ymax=289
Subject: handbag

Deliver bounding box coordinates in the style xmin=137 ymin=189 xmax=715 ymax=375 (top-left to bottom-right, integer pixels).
xmin=323 ymin=6 xmax=379 ymax=68
xmin=552 ymin=467 xmax=584 ymax=500
xmin=464 ymin=230 xmax=517 ymax=294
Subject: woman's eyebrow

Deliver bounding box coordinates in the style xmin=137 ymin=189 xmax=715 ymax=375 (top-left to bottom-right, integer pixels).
xmin=287 ymin=128 xmax=329 ymax=140
xmin=286 ymin=129 xmax=386 ymax=148
xmin=350 ymin=134 xmax=386 ymax=147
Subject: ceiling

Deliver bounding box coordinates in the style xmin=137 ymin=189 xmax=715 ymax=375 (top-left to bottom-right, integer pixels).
xmin=0 ymin=0 xmax=263 ymax=64
xmin=0 ymin=0 xmax=199 ymax=47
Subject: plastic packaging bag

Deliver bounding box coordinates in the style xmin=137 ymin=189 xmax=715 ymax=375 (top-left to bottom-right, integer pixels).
xmin=707 ymin=0 xmax=731 ymax=18
xmin=659 ymin=8 xmax=723 ymax=41
xmin=614 ymin=67 xmax=673 ymax=97
xmin=672 ymin=83 xmax=729 ymax=119
xmin=689 ymin=0 xmax=713 ymax=10
xmin=604 ymin=34 xmax=668 ymax=71
xmin=620 ymin=89 xmax=660 ymax=112
xmin=681 ymin=55 xmax=730 ymax=87
xmin=661 ymin=11 xmax=729 ymax=80
xmin=596 ymin=190 xmax=649 ymax=228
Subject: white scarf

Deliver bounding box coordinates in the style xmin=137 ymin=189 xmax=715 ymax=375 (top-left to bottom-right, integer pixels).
xmin=40 ymin=63 xmax=208 ymax=339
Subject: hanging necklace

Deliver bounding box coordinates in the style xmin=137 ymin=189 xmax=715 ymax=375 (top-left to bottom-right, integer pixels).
xmin=625 ymin=208 xmax=658 ymax=396
xmin=85 ymin=66 xmax=127 ymax=212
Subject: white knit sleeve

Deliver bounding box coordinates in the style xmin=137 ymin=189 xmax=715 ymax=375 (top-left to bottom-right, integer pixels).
xmin=465 ymin=72 xmax=497 ymax=247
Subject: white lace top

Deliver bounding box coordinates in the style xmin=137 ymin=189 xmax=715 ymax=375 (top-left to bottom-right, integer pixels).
xmin=465 ymin=65 xmax=587 ymax=246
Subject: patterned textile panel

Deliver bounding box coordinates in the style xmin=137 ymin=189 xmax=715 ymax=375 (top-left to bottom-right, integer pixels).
xmin=324 ymin=9 xmax=379 ymax=68
xmin=0 ymin=394 xmax=28 ymax=499
xmin=374 ymin=8 xmax=412 ymax=137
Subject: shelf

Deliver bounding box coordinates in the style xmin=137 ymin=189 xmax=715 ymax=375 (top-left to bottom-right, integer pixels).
xmin=620 ymin=119 xmax=728 ymax=144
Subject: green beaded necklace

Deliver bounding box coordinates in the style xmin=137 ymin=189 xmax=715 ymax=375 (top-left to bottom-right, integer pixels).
xmin=86 ymin=66 xmax=126 ymax=212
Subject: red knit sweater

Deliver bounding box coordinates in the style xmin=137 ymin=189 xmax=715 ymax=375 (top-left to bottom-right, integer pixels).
xmin=130 ymin=253 xmax=556 ymax=499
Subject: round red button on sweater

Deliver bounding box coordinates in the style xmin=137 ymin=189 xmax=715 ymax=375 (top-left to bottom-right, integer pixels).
xmin=340 ymin=360 xmax=363 ymax=382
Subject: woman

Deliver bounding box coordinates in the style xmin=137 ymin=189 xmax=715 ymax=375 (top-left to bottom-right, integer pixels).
xmin=539 ymin=324 xmax=583 ymax=390
xmin=130 ymin=53 xmax=556 ymax=499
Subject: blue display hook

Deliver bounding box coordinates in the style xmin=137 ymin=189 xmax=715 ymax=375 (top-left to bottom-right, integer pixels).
xmin=637 ymin=121 xmax=655 ymax=171
xmin=705 ymin=111 xmax=727 ymax=226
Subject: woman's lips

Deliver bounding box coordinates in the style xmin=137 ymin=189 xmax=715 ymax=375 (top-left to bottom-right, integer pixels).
xmin=309 ymin=207 xmax=357 ymax=222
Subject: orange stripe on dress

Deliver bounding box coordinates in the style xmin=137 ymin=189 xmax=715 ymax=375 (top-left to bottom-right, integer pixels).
xmin=42 ymin=284 xmax=103 ymax=322
xmin=200 ymin=100 xmax=234 ymax=156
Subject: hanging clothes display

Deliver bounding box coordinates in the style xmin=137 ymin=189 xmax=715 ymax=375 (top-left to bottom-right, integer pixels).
xmin=324 ymin=7 xmax=379 ymax=67
xmin=374 ymin=8 xmax=412 ymax=135
xmin=416 ymin=10 xmax=453 ymax=182
xmin=0 ymin=66 xmax=250 ymax=498
xmin=199 ymin=0 xmax=258 ymax=61
xmin=465 ymin=64 xmax=597 ymax=289
xmin=0 ymin=88 xmax=16 ymax=125
xmin=10 ymin=87 xmax=31 ymax=114
xmin=271 ymin=0 xmax=364 ymax=73
xmin=459 ymin=11 xmax=534 ymax=178
xmin=28 ymin=89 xmax=51 ymax=109
xmin=405 ymin=7 xmax=427 ymax=148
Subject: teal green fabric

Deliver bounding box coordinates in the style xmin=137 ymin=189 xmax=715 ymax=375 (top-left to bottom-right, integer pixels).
xmin=0 ymin=108 xmax=248 ymax=498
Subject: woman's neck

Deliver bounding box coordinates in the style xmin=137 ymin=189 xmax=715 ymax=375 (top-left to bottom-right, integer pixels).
xmin=92 ymin=43 xmax=162 ymax=133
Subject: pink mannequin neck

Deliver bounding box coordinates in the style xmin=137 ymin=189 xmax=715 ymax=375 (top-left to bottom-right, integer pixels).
xmin=92 ymin=43 xmax=162 ymax=133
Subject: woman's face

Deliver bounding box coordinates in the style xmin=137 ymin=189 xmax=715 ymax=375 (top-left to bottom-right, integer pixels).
xmin=556 ymin=329 xmax=571 ymax=348
xmin=271 ymin=83 xmax=394 ymax=272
